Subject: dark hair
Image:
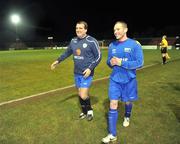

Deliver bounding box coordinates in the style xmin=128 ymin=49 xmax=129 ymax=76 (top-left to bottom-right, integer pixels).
xmin=76 ymin=21 xmax=88 ymax=30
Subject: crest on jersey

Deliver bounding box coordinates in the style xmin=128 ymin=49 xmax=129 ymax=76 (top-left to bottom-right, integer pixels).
xmin=83 ymin=43 xmax=88 ymax=48
xmin=76 ymin=48 xmax=81 ymax=56
xmin=124 ymin=47 xmax=131 ymax=53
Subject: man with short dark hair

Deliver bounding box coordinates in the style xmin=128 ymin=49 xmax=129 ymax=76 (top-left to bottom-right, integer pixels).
xmin=51 ymin=21 xmax=101 ymax=121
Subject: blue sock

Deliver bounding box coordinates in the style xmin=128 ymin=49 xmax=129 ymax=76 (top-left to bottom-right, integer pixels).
xmin=125 ymin=103 xmax=132 ymax=118
xmin=108 ymin=109 xmax=118 ymax=136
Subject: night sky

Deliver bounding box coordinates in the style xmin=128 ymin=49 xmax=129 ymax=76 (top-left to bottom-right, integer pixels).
xmin=0 ymin=0 xmax=179 ymax=43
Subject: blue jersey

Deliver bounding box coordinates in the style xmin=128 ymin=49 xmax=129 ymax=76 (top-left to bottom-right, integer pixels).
xmin=57 ymin=35 xmax=101 ymax=76
xmin=107 ymin=38 xmax=144 ymax=83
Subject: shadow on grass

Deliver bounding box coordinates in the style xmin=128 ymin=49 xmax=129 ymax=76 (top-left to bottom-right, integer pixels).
xmin=167 ymin=82 xmax=180 ymax=92
xmin=59 ymin=93 xmax=99 ymax=105
xmin=151 ymin=60 xmax=161 ymax=64
xmin=168 ymin=104 xmax=180 ymax=122
xmin=58 ymin=94 xmax=77 ymax=103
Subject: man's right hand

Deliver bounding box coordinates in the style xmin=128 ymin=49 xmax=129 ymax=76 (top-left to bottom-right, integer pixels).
xmin=51 ymin=60 xmax=59 ymax=70
xmin=110 ymin=57 xmax=122 ymax=66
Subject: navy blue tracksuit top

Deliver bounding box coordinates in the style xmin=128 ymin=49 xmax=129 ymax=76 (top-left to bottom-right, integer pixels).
xmin=57 ymin=35 xmax=102 ymax=76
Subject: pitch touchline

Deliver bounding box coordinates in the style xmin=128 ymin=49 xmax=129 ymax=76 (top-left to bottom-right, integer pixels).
xmin=0 ymin=63 xmax=158 ymax=106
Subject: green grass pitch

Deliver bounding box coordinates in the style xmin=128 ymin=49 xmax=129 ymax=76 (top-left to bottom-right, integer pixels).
xmin=0 ymin=49 xmax=180 ymax=144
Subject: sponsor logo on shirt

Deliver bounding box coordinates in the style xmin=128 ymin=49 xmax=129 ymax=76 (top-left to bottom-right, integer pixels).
xmin=74 ymin=56 xmax=84 ymax=60
xmin=76 ymin=48 xmax=81 ymax=56
xmin=122 ymin=58 xmax=128 ymax=61
xmin=124 ymin=48 xmax=131 ymax=53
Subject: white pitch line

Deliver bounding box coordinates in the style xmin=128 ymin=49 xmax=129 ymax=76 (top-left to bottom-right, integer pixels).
xmin=0 ymin=84 xmax=75 ymax=106
xmin=0 ymin=63 xmax=158 ymax=106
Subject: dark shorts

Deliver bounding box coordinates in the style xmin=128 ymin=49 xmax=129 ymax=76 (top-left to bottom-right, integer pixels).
xmin=161 ymin=47 xmax=167 ymax=53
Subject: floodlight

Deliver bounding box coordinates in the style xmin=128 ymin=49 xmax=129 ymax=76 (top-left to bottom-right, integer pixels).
xmin=11 ymin=14 xmax=20 ymax=25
